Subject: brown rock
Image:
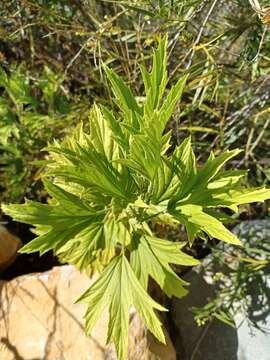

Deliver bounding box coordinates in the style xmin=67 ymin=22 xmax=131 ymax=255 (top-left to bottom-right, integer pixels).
xmin=0 ymin=266 xmax=108 ymax=360
xmin=0 ymin=225 xmax=22 ymax=271
xmin=128 ymin=312 xmax=176 ymax=360
xmin=0 ymin=265 xmax=176 ymax=360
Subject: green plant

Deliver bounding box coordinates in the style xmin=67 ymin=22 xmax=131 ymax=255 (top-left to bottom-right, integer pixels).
xmin=3 ymin=37 xmax=270 ymax=359
xmin=2 ymin=0 xmax=269 ymax=191
xmin=192 ymin=219 xmax=270 ymax=329
xmin=0 ymin=65 xmax=84 ymax=202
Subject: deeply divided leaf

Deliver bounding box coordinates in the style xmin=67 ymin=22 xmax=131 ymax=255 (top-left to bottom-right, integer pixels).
xmin=2 ymin=37 xmax=270 ymax=359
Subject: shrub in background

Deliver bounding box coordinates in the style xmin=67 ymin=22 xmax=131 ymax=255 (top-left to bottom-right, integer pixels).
xmin=0 ymin=65 xmax=86 ymax=202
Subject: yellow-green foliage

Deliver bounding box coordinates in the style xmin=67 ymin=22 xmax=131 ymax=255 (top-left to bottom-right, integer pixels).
xmin=3 ymin=38 xmax=270 ymax=360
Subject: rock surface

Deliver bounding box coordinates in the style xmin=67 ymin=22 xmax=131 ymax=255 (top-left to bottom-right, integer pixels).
xmin=0 ymin=265 xmax=176 ymax=360
xmin=171 ymin=219 xmax=270 ymax=360
xmin=0 ymin=225 xmax=22 ymax=271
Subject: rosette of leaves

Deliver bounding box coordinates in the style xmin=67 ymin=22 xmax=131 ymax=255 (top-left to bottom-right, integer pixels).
xmin=3 ymin=37 xmax=270 ymax=359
